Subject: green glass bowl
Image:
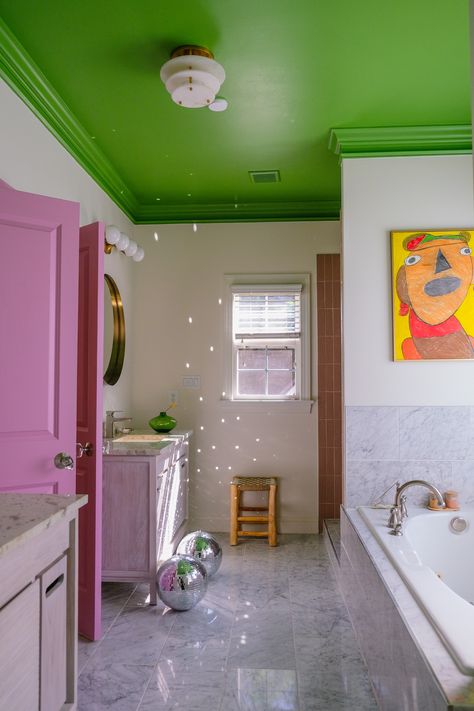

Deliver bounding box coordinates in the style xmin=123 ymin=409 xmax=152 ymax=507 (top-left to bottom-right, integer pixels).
xmin=148 ymin=412 xmax=177 ymax=433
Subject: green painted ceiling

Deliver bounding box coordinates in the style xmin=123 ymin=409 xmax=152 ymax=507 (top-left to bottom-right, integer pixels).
xmin=0 ymin=0 xmax=471 ymax=222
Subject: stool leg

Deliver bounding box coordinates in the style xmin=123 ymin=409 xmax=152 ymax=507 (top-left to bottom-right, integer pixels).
xmin=268 ymin=484 xmax=277 ymax=546
xmin=230 ymin=484 xmax=239 ymax=545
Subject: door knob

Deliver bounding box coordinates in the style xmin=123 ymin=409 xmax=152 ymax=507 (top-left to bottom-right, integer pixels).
xmin=54 ymin=452 xmax=74 ymax=470
xmin=76 ymin=442 xmax=93 ymax=458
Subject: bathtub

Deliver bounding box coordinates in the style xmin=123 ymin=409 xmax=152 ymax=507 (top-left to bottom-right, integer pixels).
xmin=358 ymin=504 xmax=474 ymax=675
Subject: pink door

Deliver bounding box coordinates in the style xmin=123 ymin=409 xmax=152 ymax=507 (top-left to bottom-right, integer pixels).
xmin=77 ymin=222 xmax=104 ymax=640
xmin=0 ymin=184 xmax=79 ymax=493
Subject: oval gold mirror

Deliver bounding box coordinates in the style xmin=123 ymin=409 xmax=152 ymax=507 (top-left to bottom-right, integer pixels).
xmin=103 ymin=274 xmax=125 ymax=385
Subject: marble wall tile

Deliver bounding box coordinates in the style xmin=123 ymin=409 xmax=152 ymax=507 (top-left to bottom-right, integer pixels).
xmin=399 ymin=406 xmax=471 ymax=461
xmin=345 ymin=460 xmax=401 ymax=507
xmin=346 ymin=407 xmax=399 ymax=460
xmin=345 ymin=406 xmax=474 ymax=507
xmin=450 ymin=461 xmax=474 ymax=503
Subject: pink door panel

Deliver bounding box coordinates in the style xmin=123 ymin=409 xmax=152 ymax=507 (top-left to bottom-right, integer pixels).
xmin=0 ymin=185 xmax=79 ymax=494
xmin=77 ymin=222 xmax=104 ymax=640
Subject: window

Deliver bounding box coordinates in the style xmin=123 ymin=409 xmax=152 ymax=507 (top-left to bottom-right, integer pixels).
xmin=223 ymin=274 xmax=311 ymax=408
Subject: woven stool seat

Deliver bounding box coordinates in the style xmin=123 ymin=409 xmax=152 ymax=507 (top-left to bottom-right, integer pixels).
xmin=230 ymin=475 xmax=278 ymax=546
xmin=232 ymin=476 xmax=277 ymax=489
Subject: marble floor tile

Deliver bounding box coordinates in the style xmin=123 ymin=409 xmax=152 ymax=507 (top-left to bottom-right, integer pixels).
xmin=221 ymin=668 xmax=299 ymax=711
xmin=78 ymin=636 xmax=101 ymax=674
xmin=91 ymin=605 xmax=175 ymax=666
xmin=137 ymin=662 xmax=227 ymax=710
xmin=228 ymin=610 xmax=295 ymax=670
xmin=297 ymin=669 xmax=378 ymax=711
xmin=77 ymin=662 xmax=154 ymax=711
xmin=78 ymin=534 xmax=377 ymax=711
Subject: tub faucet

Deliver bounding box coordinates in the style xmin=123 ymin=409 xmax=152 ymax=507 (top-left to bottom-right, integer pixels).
xmin=388 ymin=480 xmax=445 ymax=536
xmin=105 ymin=410 xmax=132 ymax=439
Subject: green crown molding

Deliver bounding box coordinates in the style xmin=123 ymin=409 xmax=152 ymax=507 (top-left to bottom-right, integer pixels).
xmin=134 ymin=200 xmax=341 ymax=224
xmin=329 ymin=125 xmax=472 ymax=160
xmin=0 ymin=17 xmax=138 ymax=220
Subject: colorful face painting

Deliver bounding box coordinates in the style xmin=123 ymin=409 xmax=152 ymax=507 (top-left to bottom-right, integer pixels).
xmin=391 ymin=229 xmax=474 ymax=360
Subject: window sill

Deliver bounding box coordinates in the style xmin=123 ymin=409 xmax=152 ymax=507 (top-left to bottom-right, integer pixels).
xmin=219 ymin=399 xmax=315 ymax=414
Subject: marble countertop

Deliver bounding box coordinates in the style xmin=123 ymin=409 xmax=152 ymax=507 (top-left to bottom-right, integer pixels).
xmin=0 ymin=493 xmax=87 ymax=558
xmin=104 ymin=429 xmax=192 ymax=457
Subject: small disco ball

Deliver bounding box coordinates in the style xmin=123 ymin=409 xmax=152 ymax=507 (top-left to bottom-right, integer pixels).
xmin=156 ymin=555 xmax=208 ymax=611
xmin=177 ymin=530 xmax=222 ymax=578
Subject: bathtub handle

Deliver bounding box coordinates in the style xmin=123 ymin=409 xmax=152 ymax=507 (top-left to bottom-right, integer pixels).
xmin=390 ymin=523 xmax=403 ymax=536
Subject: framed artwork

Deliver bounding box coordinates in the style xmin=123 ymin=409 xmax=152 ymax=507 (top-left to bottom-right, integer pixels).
xmin=391 ymin=229 xmax=474 ymax=360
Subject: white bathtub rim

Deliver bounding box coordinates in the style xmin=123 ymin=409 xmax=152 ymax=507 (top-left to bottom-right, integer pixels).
xmin=358 ymin=505 xmax=474 ymax=676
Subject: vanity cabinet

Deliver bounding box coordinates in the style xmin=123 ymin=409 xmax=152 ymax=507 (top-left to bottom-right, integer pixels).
xmin=0 ymin=494 xmax=86 ymax=711
xmin=102 ymin=438 xmax=189 ymax=604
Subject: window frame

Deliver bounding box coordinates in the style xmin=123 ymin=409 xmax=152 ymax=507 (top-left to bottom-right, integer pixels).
xmin=222 ymin=273 xmax=312 ymax=412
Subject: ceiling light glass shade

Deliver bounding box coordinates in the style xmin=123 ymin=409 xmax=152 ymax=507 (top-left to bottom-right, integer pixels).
xmin=124 ymin=240 xmax=138 ymax=257
xmin=117 ymin=232 xmax=130 ymax=251
xmin=133 ymin=247 xmax=145 ymax=262
xmin=105 ymin=225 xmax=121 ymax=245
xmin=208 ymin=97 xmax=228 ymax=112
xmin=160 ymin=53 xmax=225 ymax=109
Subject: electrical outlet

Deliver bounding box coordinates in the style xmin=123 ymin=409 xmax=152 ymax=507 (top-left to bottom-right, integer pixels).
xmin=169 ymin=390 xmax=178 ymax=405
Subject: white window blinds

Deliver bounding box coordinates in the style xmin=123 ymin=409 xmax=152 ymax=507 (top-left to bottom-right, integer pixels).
xmin=232 ymin=284 xmax=302 ymax=339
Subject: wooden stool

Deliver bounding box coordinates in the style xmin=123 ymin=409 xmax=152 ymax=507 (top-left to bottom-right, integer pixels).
xmin=230 ymin=476 xmax=278 ymax=546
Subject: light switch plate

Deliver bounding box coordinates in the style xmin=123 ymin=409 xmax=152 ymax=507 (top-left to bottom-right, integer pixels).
xmin=182 ymin=375 xmax=201 ymax=388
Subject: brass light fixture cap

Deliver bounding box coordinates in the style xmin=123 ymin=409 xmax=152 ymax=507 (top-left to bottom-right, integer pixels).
xmin=170 ymin=45 xmax=214 ymax=60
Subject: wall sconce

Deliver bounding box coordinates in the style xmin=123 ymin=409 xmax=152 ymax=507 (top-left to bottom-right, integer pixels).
xmin=105 ymin=225 xmax=145 ymax=262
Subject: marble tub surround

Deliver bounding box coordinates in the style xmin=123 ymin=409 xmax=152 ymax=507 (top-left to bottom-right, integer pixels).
xmin=0 ymin=492 xmax=87 ymax=556
xmin=340 ymin=507 xmax=474 ymax=710
xmin=77 ymin=533 xmax=377 ymax=710
xmin=345 ymin=405 xmax=474 ymax=507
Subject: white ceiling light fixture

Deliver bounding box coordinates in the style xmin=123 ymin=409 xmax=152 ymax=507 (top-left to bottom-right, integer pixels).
xmin=160 ymin=45 xmax=225 ymax=109
xmin=104 ymin=225 xmax=145 ymax=262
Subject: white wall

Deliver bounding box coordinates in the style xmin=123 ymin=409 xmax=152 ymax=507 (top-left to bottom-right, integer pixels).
xmin=0 ymin=79 xmax=135 ymax=417
xmin=343 ymin=155 xmax=474 ymax=407
xmin=342 ymin=154 xmax=474 ymax=508
xmin=132 ymin=221 xmax=341 ymax=532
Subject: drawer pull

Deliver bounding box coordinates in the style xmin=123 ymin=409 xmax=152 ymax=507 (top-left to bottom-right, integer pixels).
xmin=45 ymin=574 xmax=64 ymax=597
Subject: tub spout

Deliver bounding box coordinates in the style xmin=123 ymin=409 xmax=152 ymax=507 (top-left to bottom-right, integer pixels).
xmin=388 ymin=480 xmax=445 ymax=535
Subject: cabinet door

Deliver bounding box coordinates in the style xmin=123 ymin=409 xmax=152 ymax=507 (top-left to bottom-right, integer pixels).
xmin=170 ymin=456 xmax=189 ymax=541
xmin=0 ymin=580 xmax=40 ymax=711
xmin=102 ymin=460 xmax=151 ymax=574
xmin=40 ymin=555 xmax=68 ymax=711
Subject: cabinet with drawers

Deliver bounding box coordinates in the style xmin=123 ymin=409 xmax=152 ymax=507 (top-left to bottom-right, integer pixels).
xmin=102 ymin=435 xmax=190 ymax=604
xmin=0 ymin=494 xmax=86 ymax=711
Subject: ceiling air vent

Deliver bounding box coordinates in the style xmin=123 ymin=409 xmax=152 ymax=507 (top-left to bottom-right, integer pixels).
xmin=249 ymin=170 xmax=281 ymax=184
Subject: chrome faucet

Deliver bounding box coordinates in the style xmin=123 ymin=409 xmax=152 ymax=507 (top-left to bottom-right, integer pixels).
xmin=105 ymin=410 xmax=132 ymax=439
xmin=388 ymin=479 xmax=445 ymax=536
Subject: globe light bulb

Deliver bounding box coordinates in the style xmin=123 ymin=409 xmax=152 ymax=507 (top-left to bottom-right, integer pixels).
xmin=117 ymin=232 xmax=130 ymax=251
xmin=133 ymin=247 xmax=145 ymax=262
xmin=105 ymin=225 xmax=121 ymax=245
xmin=124 ymin=240 xmax=138 ymax=257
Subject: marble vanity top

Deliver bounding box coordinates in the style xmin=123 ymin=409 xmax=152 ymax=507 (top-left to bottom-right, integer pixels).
xmin=0 ymin=493 xmax=87 ymax=557
xmin=105 ymin=429 xmax=192 ymax=456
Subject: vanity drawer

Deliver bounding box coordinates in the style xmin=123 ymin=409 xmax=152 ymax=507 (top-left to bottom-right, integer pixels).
xmin=0 ymin=520 xmax=69 ymax=608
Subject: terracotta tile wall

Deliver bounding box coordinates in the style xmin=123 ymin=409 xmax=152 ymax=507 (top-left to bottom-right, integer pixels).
xmin=317 ymin=254 xmax=342 ymax=524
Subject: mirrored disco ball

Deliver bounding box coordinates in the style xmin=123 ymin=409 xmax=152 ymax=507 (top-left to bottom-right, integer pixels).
xmin=156 ymin=555 xmax=207 ymax=611
xmin=177 ymin=530 xmax=222 ymax=578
